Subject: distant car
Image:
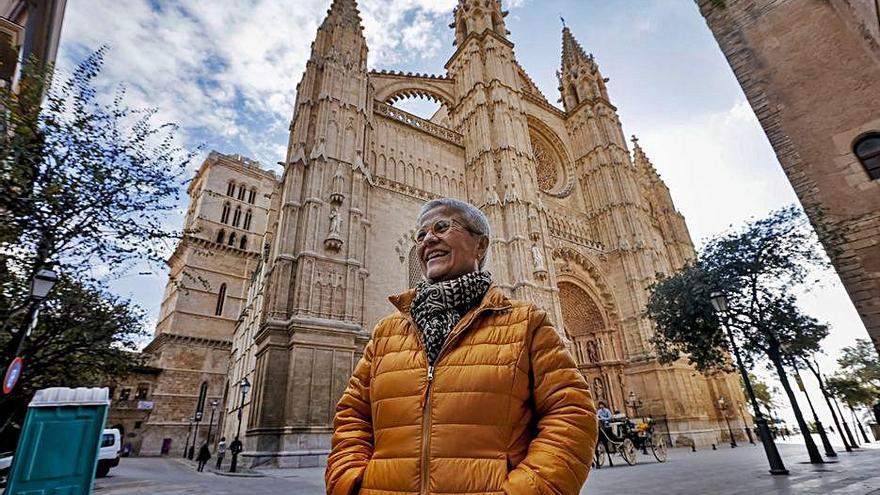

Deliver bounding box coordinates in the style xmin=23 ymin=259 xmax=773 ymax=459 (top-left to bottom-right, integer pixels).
xmin=96 ymin=428 xmax=121 ymax=478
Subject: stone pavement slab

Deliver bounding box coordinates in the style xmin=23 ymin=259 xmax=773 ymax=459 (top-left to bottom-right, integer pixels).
xmin=94 ymin=442 xmax=880 ymax=494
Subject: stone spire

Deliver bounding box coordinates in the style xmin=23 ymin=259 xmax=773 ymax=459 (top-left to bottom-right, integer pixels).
xmin=557 ymin=26 xmax=608 ymax=112
xmin=451 ymin=0 xmax=509 ymax=46
xmin=631 ymin=135 xmax=656 ymax=173
xmin=311 ymin=0 xmax=367 ymax=68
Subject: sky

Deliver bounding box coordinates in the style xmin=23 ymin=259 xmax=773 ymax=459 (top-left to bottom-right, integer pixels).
xmin=56 ymin=0 xmax=872 ymax=428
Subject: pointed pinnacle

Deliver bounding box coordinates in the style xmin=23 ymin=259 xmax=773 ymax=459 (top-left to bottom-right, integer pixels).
xmin=323 ymin=0 xmax=363 ymax=29
xmin=561 ymin=26 xmax=591 ymax=71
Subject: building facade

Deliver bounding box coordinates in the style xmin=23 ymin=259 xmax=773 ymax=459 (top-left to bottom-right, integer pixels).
xmin=107 ymin=152 xmax=278 ymax=456
xmin=0 ymin=0 xmax=67 ymax=88
xmin=697 ymin=0 xmax=880 ymax=353
xmin=216 ymin=0 xmax=746 ymax=468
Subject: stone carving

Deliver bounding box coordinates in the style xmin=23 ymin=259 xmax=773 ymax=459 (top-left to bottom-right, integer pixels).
xmin=592 ymin=377 xmax=605 ymax=401
xmin=330 ymin=162 xmax=345 ymax=205
xmin=324 ymin=207 xmax=344 ymax=251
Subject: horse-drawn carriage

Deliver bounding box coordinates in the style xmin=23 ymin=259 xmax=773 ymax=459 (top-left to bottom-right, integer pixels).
xmin=595 ymin=415 xmax=667 ymax=467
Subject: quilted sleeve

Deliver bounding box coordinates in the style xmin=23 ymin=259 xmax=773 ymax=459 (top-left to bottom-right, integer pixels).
xmin=503 ymin=308 xmax=597 ymax=495
xmin=325 ymin=337 xmax=375 ymax=495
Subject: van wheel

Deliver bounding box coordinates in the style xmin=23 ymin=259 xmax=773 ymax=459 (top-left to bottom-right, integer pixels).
xmin=96 ymin=463 xmax=110 ymax=478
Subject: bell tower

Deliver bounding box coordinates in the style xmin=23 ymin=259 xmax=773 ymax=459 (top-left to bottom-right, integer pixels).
xmin=247 ymin=0 xmax=373 ymax=462
xmin=444 ymin=0 xmax=557 ymax=312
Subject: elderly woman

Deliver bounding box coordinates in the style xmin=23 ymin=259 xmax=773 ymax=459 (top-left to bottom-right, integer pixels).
xmin=326 ymin=198 xmax=596 ymax=495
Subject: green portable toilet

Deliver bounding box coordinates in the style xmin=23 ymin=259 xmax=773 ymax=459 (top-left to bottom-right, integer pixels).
xmin=5 ymin=387 xmax=110 ymax=495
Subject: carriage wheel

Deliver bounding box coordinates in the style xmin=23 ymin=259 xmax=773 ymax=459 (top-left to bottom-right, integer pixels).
xmin=620 ymin=438 xmax=637 ymax=465
xmin=651 ymin=437 xmax=668 ymax=463
xmin=594 ymin=443 xmax=607 ymax=468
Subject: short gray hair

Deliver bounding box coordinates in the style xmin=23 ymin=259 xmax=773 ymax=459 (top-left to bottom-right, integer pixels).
xmin=417 ymin=198 xmax=491 ymax=269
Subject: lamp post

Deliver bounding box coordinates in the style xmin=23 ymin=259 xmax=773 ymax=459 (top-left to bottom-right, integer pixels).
xmin=718 ymin=397 xmax=737 ymax=448
xmin=183 ymin=416 xmax=194 ymax=459
xmin=3 ymin=267 xmax=58 ymax=394
xmin=206 ymin=399 xmax=220 ymax=445
xmin=229 ymin=377 xmax=251 ymax=473
xmin=189 ymin=411 xmax=203 ymax=459
xmin=738 ymin=403 xmax=755 ymax=445
xmin=627 ymin=391 xmax=643 ymax=418
xmin=710 ymin=291 xmax=788 ymax=475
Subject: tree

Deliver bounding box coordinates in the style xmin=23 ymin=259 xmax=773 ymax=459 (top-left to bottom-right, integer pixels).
xmin=647 ymin=206 xmax=831 ymax=463
xmin=742 ymin=373 xmax=777 ymax=415
xmin=837 ymin=339 xmax=880 ymax=388
xmin=0 ymin=270 xmax=147 ymax=450
xmin=825 ymin=375 xmax=877 ymax=410
xmin=0 ymin=48 xmax=191 ymax=313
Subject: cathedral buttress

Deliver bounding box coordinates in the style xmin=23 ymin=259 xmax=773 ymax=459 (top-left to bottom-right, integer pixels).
xmin=445 ymin=0 xmax=555 ymax=309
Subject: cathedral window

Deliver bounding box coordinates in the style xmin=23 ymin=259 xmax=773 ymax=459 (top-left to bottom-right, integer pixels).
xmin=232 ymin=207 xmax=242 ymax=227
xmin=528 ymin=126 xmax=566 ymax=194
xmin=216 ymin=229 xmax=226 ymax=244
xmin=228 ymin=232 xmax=237 ymax=247
xmin=239 ymin=236 xmax=247 ymax=250
xmin=227 ymin=181 xmax=236 ymax=196
xmin=248 ymin=188 xmax=257 ymax=204
xmin=243 ymin=210 xmax=253 ymax=230
xmin=237 ymin=184 xmax=247 ymax=201
xmin=221 ymin=202 xmax=231 ymax=224
xmin=854 ymin=132 xmax=880 ymax=180
xmin=215 ymin=283 xmax=227 ymax=316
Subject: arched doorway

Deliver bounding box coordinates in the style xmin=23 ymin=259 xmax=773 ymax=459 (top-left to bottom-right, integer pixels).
xmin=557 ymin=280 xmax=624 ymax=411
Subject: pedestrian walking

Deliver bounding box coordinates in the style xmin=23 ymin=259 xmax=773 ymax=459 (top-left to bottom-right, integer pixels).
xmin=196 ymin=443 xmax=211 ymax=472
xmin=326 ymin=198 xmax=598 ymax=495
xmin=215 ymin=436 xmax=226 ymax=469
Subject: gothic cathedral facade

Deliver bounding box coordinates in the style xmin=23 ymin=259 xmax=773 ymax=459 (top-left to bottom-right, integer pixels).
xmin=208 ymin=0 xmax=746 ymax=466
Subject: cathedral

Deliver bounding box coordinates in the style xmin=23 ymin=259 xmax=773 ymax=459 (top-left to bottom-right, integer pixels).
xmin=113 ymin=0 xmax=747 ymax=465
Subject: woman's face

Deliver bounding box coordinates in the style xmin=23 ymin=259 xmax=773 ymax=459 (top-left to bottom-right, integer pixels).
xmin=417 ymin=206 xmax=488 ymax=283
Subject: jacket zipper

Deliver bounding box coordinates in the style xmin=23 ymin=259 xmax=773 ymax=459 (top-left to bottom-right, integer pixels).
xmin=405 ymin=305 xmax=510 ymax=495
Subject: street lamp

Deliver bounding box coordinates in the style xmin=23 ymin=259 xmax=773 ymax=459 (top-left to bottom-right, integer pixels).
xmin=627 ymin=391 xmax=643 ymax=418
xmin=3 ymin=267 xmax=59 ymax=395
xmin=183 ymin=416 xmax=194 ymax=459
xmin=229 ymin=377 xmax=251 ymax=473
xmin=710 ymin=291 xmax=789 ymax=475
xmin=188 ymin=411 xmax=203 ymax=459
xmin=718 ymin=397 xmax=737 ymax=448
xmin=206 ymin=398 xmax=220 ymax=445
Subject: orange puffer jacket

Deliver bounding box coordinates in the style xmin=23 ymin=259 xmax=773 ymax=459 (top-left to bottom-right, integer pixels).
xmin=326 ymin=285 xmax=597 ymax=495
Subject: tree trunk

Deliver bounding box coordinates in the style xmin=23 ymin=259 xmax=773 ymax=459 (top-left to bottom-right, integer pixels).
xmin=807 ymin=364 xmax=852 ymax=452
xmin=768 ymin=349 xmax=824 ymax=463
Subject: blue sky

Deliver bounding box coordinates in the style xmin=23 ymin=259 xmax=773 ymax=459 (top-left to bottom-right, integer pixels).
xmin=57 ymin=0 xmax=870 ymax=425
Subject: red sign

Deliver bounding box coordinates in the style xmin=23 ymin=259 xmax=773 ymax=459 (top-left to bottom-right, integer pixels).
xmin=3 ymin=358 xmax=23 ymax=395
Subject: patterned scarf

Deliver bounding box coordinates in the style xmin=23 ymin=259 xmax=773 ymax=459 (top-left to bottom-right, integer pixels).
xmin=410 ymin=271 xmax=493 ymax=365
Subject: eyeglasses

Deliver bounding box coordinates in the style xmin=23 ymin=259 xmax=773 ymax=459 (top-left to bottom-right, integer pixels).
xmin=413 ymin=218 xmax=479 ymax=244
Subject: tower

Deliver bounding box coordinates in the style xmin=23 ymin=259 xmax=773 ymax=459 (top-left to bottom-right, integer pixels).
xmin=243 ymin=0 xmax=374 ymax=461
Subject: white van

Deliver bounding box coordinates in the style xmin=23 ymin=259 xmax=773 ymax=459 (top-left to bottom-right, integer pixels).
xmin=96 ymin=428 xmax=121 ymax=477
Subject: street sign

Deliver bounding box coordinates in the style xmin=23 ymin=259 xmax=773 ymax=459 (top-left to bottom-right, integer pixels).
xmin=3 ymin=357 xmax=24 ymax=395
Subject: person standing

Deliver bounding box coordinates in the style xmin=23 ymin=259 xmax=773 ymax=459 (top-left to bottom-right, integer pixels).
xmin=326 ymin=198 xmax=597 ymax=495
xmin=595 ymin=401 xmax=614 ymax=469
xmin=215 ymin=437 xmax=226 ymax=469
xmin=196 ymin=443 xmax=211 ymax=472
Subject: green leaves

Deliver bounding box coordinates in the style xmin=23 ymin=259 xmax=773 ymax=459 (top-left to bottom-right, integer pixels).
xmin=647 ymin=205 xmax=831 ymax=373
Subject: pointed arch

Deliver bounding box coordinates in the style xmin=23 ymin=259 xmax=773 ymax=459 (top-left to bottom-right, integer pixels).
xmin=215 ymin=283 xmax=227 ymax=316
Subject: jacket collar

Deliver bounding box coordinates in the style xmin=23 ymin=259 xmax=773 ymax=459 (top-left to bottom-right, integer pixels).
xmin=388 ymin=283 xmax=511 ymax=316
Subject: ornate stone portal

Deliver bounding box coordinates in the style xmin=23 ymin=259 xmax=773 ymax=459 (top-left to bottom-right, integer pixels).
xmin=215 ymin=0 xmax=747 ymax=467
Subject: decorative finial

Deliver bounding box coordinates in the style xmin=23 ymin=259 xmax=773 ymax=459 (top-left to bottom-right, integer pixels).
xmin=560 ymin=15 xmax=566 ymax=29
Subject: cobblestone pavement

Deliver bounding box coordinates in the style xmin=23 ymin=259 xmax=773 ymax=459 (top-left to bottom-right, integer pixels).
xmin=94 ymin=442 xmax=880 ymax=494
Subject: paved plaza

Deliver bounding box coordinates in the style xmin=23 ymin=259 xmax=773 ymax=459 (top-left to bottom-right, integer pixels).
xmin=93 ymin=440 xmax=880 ymax=495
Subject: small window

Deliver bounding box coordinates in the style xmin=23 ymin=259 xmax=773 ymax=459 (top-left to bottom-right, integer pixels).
xmin=854 ymin=132 xmax=880 ymax=180
xmin=227 ymin=181 xmax=236 ymax=196
xmin=248 ymin=189 xmax=257 ymax=204
xmin=215 ymin=283 xmax=227 ymax=316
xmin=237 ymin=185 xmax=246 ymax=201
xmin=101 ymin=434 xmax=115 ymax=447
xmin=119 ymin=388 xmax=131 ymax=401
xmin=228 ymin=232 xmax=237 ymax=247
xmin=135 ymin=385 xmax=149 ymax=400
xmin=240 ymin=236 xmax=247 ymax=250
xmin=243 ymin=210 xmax=253 ymax=230
xmin=216 ymin=229 xmax=226 ymax=244
xmin=134 ymin=421 xmax=143 ymax=429
xmin=221 ymin=202 xmax=231 ymax=224
xmin=232 ymin=207 xmax=242 ymax=227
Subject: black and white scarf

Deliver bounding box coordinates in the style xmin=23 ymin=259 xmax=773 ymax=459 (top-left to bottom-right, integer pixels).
xmin=410 ymin=271 xmax=493 ymax=365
